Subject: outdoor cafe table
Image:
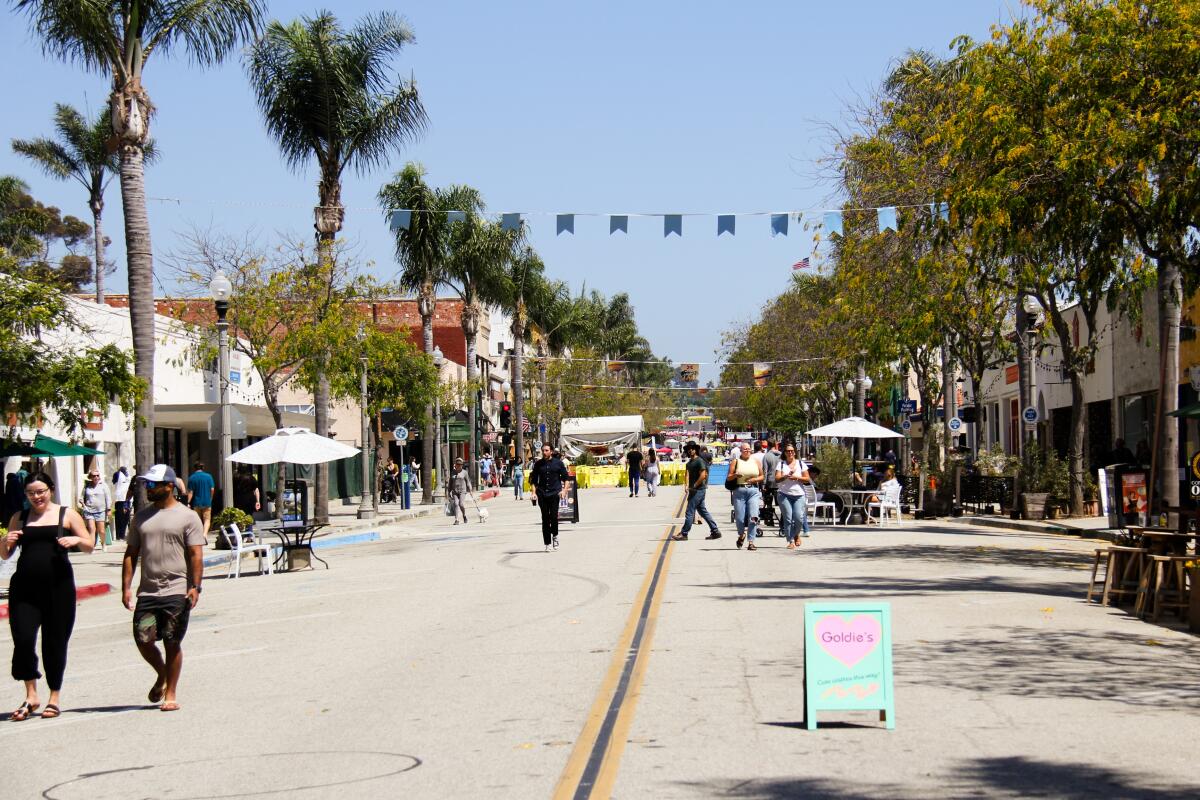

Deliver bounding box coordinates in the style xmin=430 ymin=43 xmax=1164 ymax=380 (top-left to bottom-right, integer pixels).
xmin=1126 ymin=526 xmax=1199 ymax=556
xmin=832 ymin=489 xmax=880 ymax=525
xmin=253 ymin=520 xmax=330 ymax=571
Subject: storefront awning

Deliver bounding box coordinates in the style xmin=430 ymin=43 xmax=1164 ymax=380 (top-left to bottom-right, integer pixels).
xmin=154 ymin=404 xmax=316 ymax=436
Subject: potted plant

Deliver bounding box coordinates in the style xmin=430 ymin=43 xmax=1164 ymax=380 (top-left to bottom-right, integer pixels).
xmin=1019 ymin=442 xmax=1054 ymax=520
xmin=211 ymin=507 xmax=254 ymax=550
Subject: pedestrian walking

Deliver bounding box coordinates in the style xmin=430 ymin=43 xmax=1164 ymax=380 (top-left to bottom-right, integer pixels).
xmin=775 ymin=443 xmax=810 ymax=549
xmin=530 ymin=444 xmax=569 ymax=551
xmin=644 ymin=449 xmax=661 ymax=497
xmin=730 ymin=443 xmax=764 ymax=550
xmin=625 ymin=446 xmax=644 ymax=497
xmin=448 ymin=458 xmax=472 ymax=525
xmin=185 ymin=462 xmax=214 ymax=539
xmin=3 ymin=472 xmax=93 ymax=721
xmin=112 ymin=465 xmax=132 ymax=540
xmin=672 ymin=441 xmax=721 ymax=541
xmin=79 ymin=469 xmax=112 ymax=549
xmin=511 ymin=457 xmax=525 ymax=501
xmin=232 ymin=466 xmax=261 ymax=518
xmin=480 ymin=452 xmax=494 ymax=488
xmin=761 ymin=439 xmax=781 ymax=528
xmin=121 ymin=465 xmax=206 ymax=712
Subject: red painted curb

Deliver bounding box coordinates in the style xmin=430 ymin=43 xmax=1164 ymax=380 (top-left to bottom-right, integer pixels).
xmin=0 ymin=583 xmax=111 ymax=619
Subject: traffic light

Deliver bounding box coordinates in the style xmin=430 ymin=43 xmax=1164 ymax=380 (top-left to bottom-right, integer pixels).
xmin=500 ymin=402 xmax=512 ymax=429
xmin=864 ymin=398 xmax=876 ymax=421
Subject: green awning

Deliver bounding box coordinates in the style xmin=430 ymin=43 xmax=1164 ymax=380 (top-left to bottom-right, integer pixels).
xmin=1167 ymin=401 xmax=1200 ymax=419
xmin=32 ymin=433 xmax=103 ymax=456
xmin=0 ymin=440 xmax=48 ymax=458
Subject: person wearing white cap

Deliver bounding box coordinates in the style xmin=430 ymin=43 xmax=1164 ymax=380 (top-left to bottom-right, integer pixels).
xmin=121 ymin=465 xmax=206 ymax=712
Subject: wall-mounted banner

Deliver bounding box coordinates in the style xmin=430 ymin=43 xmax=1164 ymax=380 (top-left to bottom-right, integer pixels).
xmin=753 ymin=362 xmax=773 ymax=388
xmin=805 ymin=602 xmax=895 ymax=730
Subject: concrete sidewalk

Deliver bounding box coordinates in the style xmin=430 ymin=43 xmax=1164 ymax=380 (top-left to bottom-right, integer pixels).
xmin=950 ymin=512 xmax=1123 ymax=542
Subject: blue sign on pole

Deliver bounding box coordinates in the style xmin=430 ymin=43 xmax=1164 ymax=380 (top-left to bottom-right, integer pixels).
xmin=899 ymin=399 xmax=917 ymax=414
xmin=229 ymin=370 xmax=241 ymax=384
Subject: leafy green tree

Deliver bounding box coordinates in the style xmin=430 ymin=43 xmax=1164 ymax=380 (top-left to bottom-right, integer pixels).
xmin=379 ymin=162 xmax=463 ymax=502
xmin=1 ymin=255 xmax=143 ymax=439
xmin=246 ymin=9 xmax=426 ymax=521
xmin=14 ymin=0 xmax=266 ymax=485
xmin=12 ymin=104 xmax=157 ymax=303
xmin=495 ymin=247 xmax=547 ymax=462
xmin=0 ymin=179 xmax=97 ymax=292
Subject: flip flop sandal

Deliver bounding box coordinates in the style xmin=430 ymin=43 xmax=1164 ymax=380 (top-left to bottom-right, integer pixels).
xmin=10 ymin=701 xmax=39 ymax=722
xmin=41 ymin=704 xmax=60 ymax=719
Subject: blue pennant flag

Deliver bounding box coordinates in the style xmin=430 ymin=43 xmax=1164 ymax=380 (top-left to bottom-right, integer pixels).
xmin=823 ymin=211 xmax=843 ymax=237
xmin=877 ymin=206 xmax=897 ymax=233
xmin=664 ymin=214 xmax=682 ymax=237
xmin=556 ymin=214 xmax=575 ymax=235
xmin=447 ymin=211 xmax=467 ymax=225
xmin=717 ymin=215 xmax=736 ymax=236
xmin=500 ymin=213 xmax=521 ymax=231
xmin=771 ymin=214 xmax=789 ymax=237
xmin=932 ymin=202 xmax=950 ymax=222
xmin=388 ymin=210 xmax=411 ymax=231
xmin=610 ymin=215 xmax=628 ymax=234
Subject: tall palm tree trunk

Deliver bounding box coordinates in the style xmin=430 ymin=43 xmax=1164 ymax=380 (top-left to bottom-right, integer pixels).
xmin=90 ymin=197 xmax=105 ymax=303
xmin=420 ymin=286 xmax=435 ymax=504
xmin=120 ymin=144 xmax=155 ymax=496
xmin=312 ymin=229 xmax=337 ymax=524
xmin=462 ymin=301 xmax=480 ymax=482
xmin=1152 ymin=259 xmax=1182 ymax=521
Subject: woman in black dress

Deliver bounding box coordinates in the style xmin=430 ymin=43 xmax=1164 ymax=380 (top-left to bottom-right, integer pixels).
xmin=2 ymin=472 xmax=92 ymax=721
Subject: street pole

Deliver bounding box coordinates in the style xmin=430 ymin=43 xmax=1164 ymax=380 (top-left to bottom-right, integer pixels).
xmin=210 ymin=270 xmax=234 ymax=515
xmin=357 ymin=332 xmax=374 ymax=520
xmin=433 ymin=346 xmax=445 ymax=502
xmin=1016 ymin=294 xmax=1036 ymax=459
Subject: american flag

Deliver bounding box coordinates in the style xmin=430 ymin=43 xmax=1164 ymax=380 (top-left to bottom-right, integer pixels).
xmin=521 ymin=415 xmax=532 ymax=433
xmin=792 ymin=257 xmax=810 ymax=270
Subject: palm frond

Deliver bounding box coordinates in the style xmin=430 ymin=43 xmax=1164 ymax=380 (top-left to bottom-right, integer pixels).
xmin=142 ymin=0 xmax=266 ymax=66
xmin=13 ymin=0 xmax=124 ymax=75
xmin=11 ymin=137 xmax=78 ymax=180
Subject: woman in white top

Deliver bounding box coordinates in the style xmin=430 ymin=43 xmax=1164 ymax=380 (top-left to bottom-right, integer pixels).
xmin=644 ymin=449 xmax=661 ymax=497
xmin=774 ymin=443 xmax=810 ymax=549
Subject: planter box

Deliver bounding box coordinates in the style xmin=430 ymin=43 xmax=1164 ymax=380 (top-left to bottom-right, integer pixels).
xmin=1021 ymin=493 xmax=1049 ymax=521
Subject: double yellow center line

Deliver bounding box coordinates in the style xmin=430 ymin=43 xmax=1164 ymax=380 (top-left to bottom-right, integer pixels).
xmin=553 ymin=494 xmax=686 ymax=799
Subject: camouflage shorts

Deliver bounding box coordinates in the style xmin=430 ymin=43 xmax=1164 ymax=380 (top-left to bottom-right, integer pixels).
xmin=133 ymin=595 xmax=191 ymax=644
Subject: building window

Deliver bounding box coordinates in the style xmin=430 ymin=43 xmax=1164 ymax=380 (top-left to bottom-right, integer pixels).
xmin=153 ymin=428 xmax=182 ymax=475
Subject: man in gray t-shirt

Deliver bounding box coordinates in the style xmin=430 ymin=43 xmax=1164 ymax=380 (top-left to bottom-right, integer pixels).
xmin=122 ymin=464 xmax=205 ymax=712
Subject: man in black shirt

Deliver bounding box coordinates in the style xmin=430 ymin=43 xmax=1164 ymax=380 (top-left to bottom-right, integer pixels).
xmin=672 ymin=441 xmax=721 ymax=541
xmin=625 ymin=447 xmax=644 ymax=497
xmin=530 ymin=444 xmax=570 ymax=551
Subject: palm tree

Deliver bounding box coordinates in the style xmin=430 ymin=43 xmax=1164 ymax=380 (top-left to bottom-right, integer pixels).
xmin=380 ymin=163 xmax=457 ymax=503
xmin=247 ymin=10 xmax=427 ymax=522
xmin=496 ymin=248 xmax=547 ymax=463
xmin=444 ymin=204 xmax=515 ymax=479
xmin=14 ymin=0 xmax=265 ymax=486
xmin=12 ymin=104 xmax=158 ymax=303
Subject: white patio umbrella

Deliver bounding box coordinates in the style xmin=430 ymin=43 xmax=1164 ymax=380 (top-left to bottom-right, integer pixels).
xmin=806 ymin=416 xmax=903 ymax=440
xmin=229 ymin=427 xmax=360 ymax=465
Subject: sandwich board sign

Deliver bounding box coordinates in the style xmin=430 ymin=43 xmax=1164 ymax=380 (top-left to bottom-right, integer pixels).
xmin=805 ymin=602 xmax=895 ymax=730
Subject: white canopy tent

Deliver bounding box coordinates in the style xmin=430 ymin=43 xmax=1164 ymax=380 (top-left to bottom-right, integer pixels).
xmin=806 ymin=416 xmax=903 ymax=440
xmin=559 ymin=415 xmax=644 ymax=459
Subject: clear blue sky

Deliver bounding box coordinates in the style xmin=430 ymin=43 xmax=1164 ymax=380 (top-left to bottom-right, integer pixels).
xmin=1 ymin=1 xmax=1013 ymax=382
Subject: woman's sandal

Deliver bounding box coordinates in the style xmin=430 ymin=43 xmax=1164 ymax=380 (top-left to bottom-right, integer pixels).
xmin=41 ymin=704 xmax=60 ymax=719
xmin=10 ymin=701 xmax=39 ymax=722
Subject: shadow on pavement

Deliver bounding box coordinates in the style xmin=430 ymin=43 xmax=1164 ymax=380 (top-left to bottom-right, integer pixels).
xmin=689 ymin=575 xmax=1082 ymax=600
xmin=807 ymin=543 xmax=1093 ymax=572
xmin=677 ymin=756 xmax=1200 ymax=799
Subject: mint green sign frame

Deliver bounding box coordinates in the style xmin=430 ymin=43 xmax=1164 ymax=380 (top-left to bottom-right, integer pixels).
xmin=804 ymin=602 xmax=895 ymax=730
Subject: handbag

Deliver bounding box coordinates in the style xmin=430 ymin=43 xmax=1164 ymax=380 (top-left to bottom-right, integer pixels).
xmin=724 ymin=467 xmax=739 ymax=492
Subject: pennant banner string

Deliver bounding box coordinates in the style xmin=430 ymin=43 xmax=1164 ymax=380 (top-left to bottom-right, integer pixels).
xmin=525 ymin=354 xmax=834 ymax=366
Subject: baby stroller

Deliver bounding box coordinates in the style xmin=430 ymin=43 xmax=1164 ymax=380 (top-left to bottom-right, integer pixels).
xmin=380 ymin=473 xmax=398 ymax=504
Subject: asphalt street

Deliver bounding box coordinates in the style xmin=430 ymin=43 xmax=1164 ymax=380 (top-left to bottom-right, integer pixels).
xmin=2 ymin=486 xmax=1198 ymax=799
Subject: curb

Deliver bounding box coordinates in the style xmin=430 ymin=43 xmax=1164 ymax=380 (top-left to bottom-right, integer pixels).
xmin=0 ymin=582 xmax=112 ymax=619
xmin=953 ymin=515 xmax=1122 ymax=543
xmin=202 ymin=530 xmax=383 ymax=568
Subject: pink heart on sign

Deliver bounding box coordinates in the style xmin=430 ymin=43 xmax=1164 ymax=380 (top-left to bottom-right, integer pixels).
xmin=815 ymin=614 xmax=882 ymax=668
